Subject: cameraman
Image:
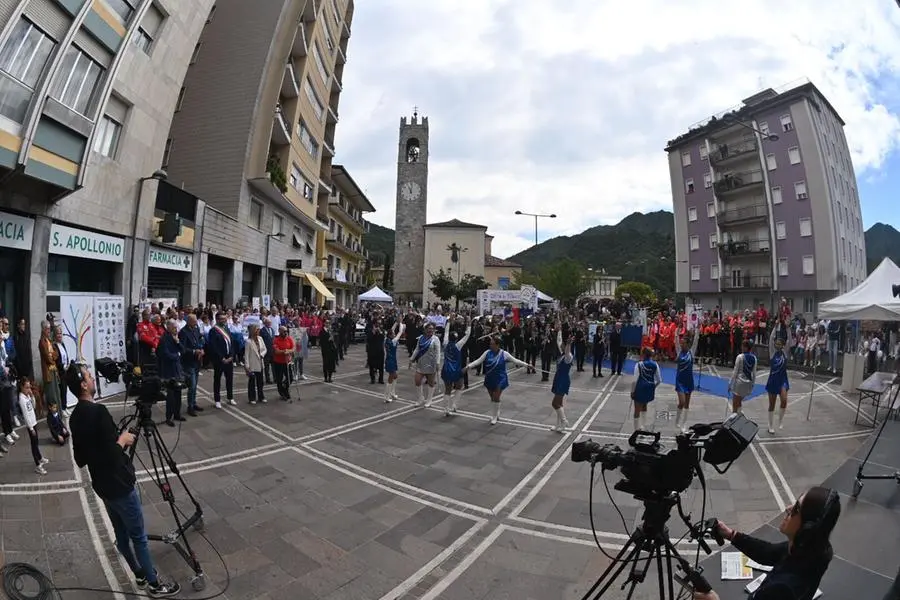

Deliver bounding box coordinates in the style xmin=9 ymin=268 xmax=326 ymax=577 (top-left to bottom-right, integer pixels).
xmin=67 ymin=363 xmax=180 ymax=597
xmin=695 ymin=486 xmax=840 ymax=600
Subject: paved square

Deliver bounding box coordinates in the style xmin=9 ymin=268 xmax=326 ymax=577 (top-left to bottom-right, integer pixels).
xmin=0 ymin=346 xmax=886 ymax=598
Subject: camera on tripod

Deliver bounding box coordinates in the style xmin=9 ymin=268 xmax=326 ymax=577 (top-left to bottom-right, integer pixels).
xmin=94 ymin=357 xmax=186 ymax=406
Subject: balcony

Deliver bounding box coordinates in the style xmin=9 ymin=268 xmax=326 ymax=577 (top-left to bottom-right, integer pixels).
xmin=709 ymin=139 xmax=758 ymax=166
xmin=336 ymin=44 xmax=346 ymax=65
xmin=271 ymin=107 xmax=291 ymax=145
xmin=713 ymin=169 xmax=764 ymax=196
xmin=318 ymin=178 xmax=332 ymax=195
xmin=291 ymin=22 xmax=308 ymax=57
xmin=720 ymin=274 xmax=773 ymax=291
xmin=302 ymin=0 xmax=318 ymax=23
xmin=331 ymin=74 xmax=342 ymax=93
xmin=719 ymin=238 xmax=771 ymax=259
xmin=281 ymin=61 xmax=299 ymax=98
xmin=323 ymin=140 xmax=335 ymax=157
xmin=717 ymin=203 xmax=768 ymax=226
xmin=326 ymin=105 xmax=338 ymax=124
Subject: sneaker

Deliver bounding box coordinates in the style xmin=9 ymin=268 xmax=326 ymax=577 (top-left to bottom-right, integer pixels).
xmin=249 ymin=400 xmax=257 ymax=405
xmin=13 ymin=416 xmax=21 ymax=427
xmin=35 ymin=465 xmax=47 ymax=475
xmin=148 ymin=581 xmax=181 ymax=598
xmin=135 ymin=574 xmax=149 ymax=590
xmin=39 ymin=457 xmax=49 ymax=465
xmin=300 ymin=374 xmax=307 ymax=380
xmin=260 ymin=397 xmax=267 ymax=403
xmin=4 ymin=434 xmax=14 ymax=445
xmin=215 ymin=402 xmax=222 ymax=409
xmin=10 ymin=430 xmax=20 ymax=440
xmin=228 ymin=399 xmax=237 ymax=406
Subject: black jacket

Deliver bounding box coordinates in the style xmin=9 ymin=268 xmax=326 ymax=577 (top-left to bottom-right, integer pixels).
xmin=70 ymin=400 xmax=136 ymax=500
xmin=732 ymin=532 xmax=832 ymax=600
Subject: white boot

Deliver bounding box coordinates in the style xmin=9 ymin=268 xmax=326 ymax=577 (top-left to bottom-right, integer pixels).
xmin=643 ymin=411 xmax=654 ymax=431
xmin=490 ymin=402 xmax=500 ymax=425
xmin=552 ymin=407 xmax=569 ymax=433
xmin=424 ymin=385 xmax=434 ymax=408
xmin=416 ymin=385 xmax=425 ymax=407
xmin=384 ymin=381 xmax=392 ymax=403
xmin=391 ymin=382 xmax=399 ymax=400
xmin=778 ymin=407 xmax=786 ymax=429
xmin=633 ymin=416 xmax=641 ymax=432
xmin=681 ymin=408 xmax=690 ymax=432
xmin=675 ymin=408 xmax=684 ymax=430
xmin=767 ymin=411 xmax=775 ymax=434
xmin=444 ymin=389 xmax=453 ymax=416
xmin=449 ymin=389 xmax=459 ymax=413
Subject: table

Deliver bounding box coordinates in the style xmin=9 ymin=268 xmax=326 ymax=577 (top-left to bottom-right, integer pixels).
xmin=856 ymin=371 xmax=896 ymax=427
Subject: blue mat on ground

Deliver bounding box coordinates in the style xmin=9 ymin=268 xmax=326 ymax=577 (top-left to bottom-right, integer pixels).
xmin=590 ymin=356 xmax=767 ymax=401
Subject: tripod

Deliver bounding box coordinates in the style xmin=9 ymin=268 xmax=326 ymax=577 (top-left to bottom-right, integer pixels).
xmin=579 ymin=492 xmax=712 ymax=600
xmin=852 ymin=372 xmax=900 ymax=499
xmin=119 ymin=400 xmax=208 ymax=591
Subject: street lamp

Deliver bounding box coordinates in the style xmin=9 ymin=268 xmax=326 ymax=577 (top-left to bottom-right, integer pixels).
xmin=263 ymin=232 xmax=285 ymax=296
xmin=448 ymin=242 xmax=467 ymax=310
xmin=514 ymin=210 xmax=557 ymax=246
xmin=128 ymin=169 xmax=168 ymax=306
xmin=721 ymin=115 xmax=779 ymax=142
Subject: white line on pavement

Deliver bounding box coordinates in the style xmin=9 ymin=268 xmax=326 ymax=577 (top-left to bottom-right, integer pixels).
xmin=79 ymin=488 xmax=126 ymax=600
xmin=749 ymin=442 xmax=787 ymax=509
xmin=418 ymin=524 xmax=508 ymax=600
xmin=758 ymin=442 xmax=795 ymax=504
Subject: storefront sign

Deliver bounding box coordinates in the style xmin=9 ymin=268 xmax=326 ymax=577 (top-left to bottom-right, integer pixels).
xmin=0 ymin=211 xmax=34 ymax=250
xmin=49 ymin=224 xmax=124 ymax=263
xmin=148 ymin=246 xmax=192 ymax=272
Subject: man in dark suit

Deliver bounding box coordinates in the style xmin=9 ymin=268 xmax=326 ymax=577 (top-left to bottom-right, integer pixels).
xmin=179 ymin=314 xmax=204 ymax=417
xmin=260 ymin=318 xmax=275 ymax=385
xmin=206 ymin=312 xmax=235 ymax=408
xmin=609 ymin=321 xmax=625 ymax=376
xmin=157 ymin=319 xmax=186 ymax=426
xmin=366 ymin=320 xmax=385 ymax=384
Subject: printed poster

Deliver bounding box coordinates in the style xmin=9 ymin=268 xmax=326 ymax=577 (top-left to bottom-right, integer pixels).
xmin=60 ymin=296 xmax=98 ymax=405
xmin=93 ymin=296 xmax=127 ymax=398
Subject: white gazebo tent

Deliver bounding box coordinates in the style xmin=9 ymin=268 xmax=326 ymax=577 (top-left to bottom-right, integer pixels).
xmin=817 ymin=257 xmax=900 ymax=321
xmin=359 ymin=286 xmax=393 ymax=303
xmin=536 ymin=290 xmax=554 ymax=303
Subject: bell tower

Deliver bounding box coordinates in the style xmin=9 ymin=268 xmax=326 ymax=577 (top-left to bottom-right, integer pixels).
xmin=392 ymin=109 xmax=429 ymax=304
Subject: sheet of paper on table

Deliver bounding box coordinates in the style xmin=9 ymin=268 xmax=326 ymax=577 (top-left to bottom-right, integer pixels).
xmin=720 ymin=552 xmax=754 ymax=580
xmin=746 ymin=573 xmax=823 ymax=597
xmin=745 ymin=558 xmax=773 ymax=572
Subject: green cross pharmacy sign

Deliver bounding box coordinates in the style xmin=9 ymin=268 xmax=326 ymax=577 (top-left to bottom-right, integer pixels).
xmin=148 ymin=246 xmax=192 ymax=272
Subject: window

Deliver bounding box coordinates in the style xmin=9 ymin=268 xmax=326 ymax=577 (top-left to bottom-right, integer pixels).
xmin=691 ymin=265 xmax=701 ymax=281
xmin=92 ymin=115 xmax=122 ymax=158
xmin=289 ymin=163 xmax=302 ymax=190
xmin=497 ymin=277 xmax=510 ymax=290
xmin=175 ymin=86 xmax=186 ymax=111
xmin=710 ymin=264 xmax=719 ymax=280
xmin=803 ymin=297 xmax=815 ymax=313
xmin=771 ymin=186 xmax=782 ymax=205
xmin=765 ymin=153 xmax=777 ymax=170
xmin=802 ymin=255 xmax=815 ymax=275
xmin=312 ymin=42 xmax=329 ymax=83
xmin=297 ymin=120 xmax=319 ymax=157
xmin=794 ymin=181 xmax=808 ymax=200
xmin=778 ymin=257 xmax=789 ymax=277
xmin=249 ymin=200 xmax=262 ymax=229
xmin=788 ymin=147 xmax=801 ymax=165
xmin=759 ymin=121 xmax=769 ymax=136
xmin=709 ymin=233 xmax=717 ymax=249
xmin=685 ymin=178 xmax=694 ymax=194
xmin=703 ymin=173 xmax=712 ymax=189
xmin=105 ymin=0 xmax=135 ymax=23
xmin=799 ymin=217 xmax=812 ymax=237
xmin=322 ymin=18 xmax=335 ymax=53
xmin=681 ymin=151 xmax=691 ymax=167
xmin=706 ymin=202 xmax=715 ymax=218
xmin=688 ymin=206 xmax=697 ymax=222
xmin=161 ymin=138 xmax=172 ymax=168
xmin=776 ymin=221 xmax=786 ymax=240
xmin=330 ymin=0 xmax=341 ymax=24
xmin=699 ymin=145 xmax=708 ymax=160
xmin=780 ymin=114 xmax=794 ymax=132
xmin=190 ymin=42 xmax=202 ymax=64
xmin=303 ymin=77 xmax=324 ymax=120
xmin=689 ymin=235 xmax=699 ymax=251
xmin=0 ymin=19 xmax=56 ymax=124
xmin=49 ymin=46 xmax=104 ymax=117
xmin=272 ymin=213 xmax=283 ymax=235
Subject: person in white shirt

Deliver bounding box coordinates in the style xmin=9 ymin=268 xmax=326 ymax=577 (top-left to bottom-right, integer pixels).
xmin=18 ymin=378 xmax=48 ymax=475
xmin=728 ymin=340 xmax=758 ymax=414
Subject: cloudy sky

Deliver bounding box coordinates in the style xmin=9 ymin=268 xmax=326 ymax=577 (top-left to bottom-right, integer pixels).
xmin=334 ymin=0 xmax=900 ymax=259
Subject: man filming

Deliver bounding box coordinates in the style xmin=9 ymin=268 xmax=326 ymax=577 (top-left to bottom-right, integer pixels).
xmin=67 ymin=362 xmax=180 ymax=597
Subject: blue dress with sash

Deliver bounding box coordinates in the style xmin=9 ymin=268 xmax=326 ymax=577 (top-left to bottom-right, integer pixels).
xmin=441 ymin=342 xmax=463 ymax=384
xmin=634 ymin=359 xmax=660 ymax=404
xmin=384 ymin=337 xmax=399 ymax=374
xmin=551 ymin=354 xmax=573 ymax=396
xmin=675 ymin=349 xmax=695 ymax=394
xmin=765 ymin=349 xmax=790 ymax=394
xmin=482 ymin=350 xmax=509 ymax=391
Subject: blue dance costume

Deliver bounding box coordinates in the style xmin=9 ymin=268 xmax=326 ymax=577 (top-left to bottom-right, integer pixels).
xmin=632 ymin=359 xmax=661 ymax=404
xmin=675 ymin=349 xmax=695 ymax=394
xmin=384 ymin=337 xmax=399 ymax=374
xmin=552 ymin=350 xmax=574 ymax=396
xmin=441 ymin=327 xmax=470 ymax=385
xmin=765 ymin=329 xmax=791 ymax=395
xmin=482 ymin=350 xmax=511 ymax=392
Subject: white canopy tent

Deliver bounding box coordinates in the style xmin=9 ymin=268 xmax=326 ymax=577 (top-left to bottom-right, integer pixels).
xmin=358 ymin=286 xmax=393 ymax=303
xmin=817 ymin=257 xmax=900 ymax=321
xmin=536 ymin=290 xmax=554 ymax=302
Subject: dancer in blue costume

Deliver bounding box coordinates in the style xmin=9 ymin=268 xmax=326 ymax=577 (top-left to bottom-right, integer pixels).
xmin=630 ymin=347 xmax=661 ymax=432
xmin=409 ymin=322 xmax=441 ymax=407
xmin=674 ymin=330 xmax=700 ymax=433
xmin=550 ymin=330 xmax=574 ymax=433
xmin=728 ymin=339 xmax=757 ymax=414
xmin=382 ymin=322 xmax=406 ymax=403
xmin=765 ymin=321 xmax=794 ymax=434
xmin=464 ymin=335 xmax=529 ymax=425
xmin=441 ymin=316 xmax=472 ymax=416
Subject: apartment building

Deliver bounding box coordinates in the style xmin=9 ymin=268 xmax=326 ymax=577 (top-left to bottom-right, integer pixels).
xmin=0 ymin=0 xmax=212 ymax=353
xmin=164 ymin=0 xmax=354 ymax=307
xmin=320 ymin=163 xmax=373 ymax=307
xmin=666 ymin=81 xmax=867 ymax=318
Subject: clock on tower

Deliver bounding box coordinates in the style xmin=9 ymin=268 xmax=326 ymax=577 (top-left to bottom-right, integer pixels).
xmin=393 ymin=109 xmax=429 ymax=304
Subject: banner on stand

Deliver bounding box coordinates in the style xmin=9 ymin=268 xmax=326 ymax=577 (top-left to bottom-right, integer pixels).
xmin=60 ymin=296 xmax=98 ymax=405
xmin=686 ymin=304 xmax=703 ymax=332
xmin=141 ymin=298 xmax=177 ymax=313
xmin=93 ymin=296 xmax=127 ymax=398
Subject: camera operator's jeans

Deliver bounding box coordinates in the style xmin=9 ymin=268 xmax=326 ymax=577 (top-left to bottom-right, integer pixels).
xmin=184 ymin=367 xmax=198 ymax=410
xmin=828 ymin=339 xmax=839 ymax=372
xmin=103 ymin=488 xmax=158 ymax=585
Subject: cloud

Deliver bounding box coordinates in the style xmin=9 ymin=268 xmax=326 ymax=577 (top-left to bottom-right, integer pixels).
xmin=335 ymin=0 xmax=900 ymax=259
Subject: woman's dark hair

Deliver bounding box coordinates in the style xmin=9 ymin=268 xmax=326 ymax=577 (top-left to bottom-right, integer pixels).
xmin=741 ymin=340 xmax=753 ymax=351
xmin=795 ymin=486 xmax=841 ymax=551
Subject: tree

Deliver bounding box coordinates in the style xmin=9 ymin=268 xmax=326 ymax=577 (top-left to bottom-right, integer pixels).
xmin=532 ymin=258 xmax=590 ymax=306
xmin=615 ymin=281 xmax=656 ymax=306
xmin=456 ymin=274 xmax=489 ymax=304
xmin=382 ymin=254 xmax=393 ymax=290
xmin=428 ymin=268 xmax=456 ymax=302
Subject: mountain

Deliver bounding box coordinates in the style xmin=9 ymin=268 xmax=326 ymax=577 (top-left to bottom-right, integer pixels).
xmin=864 ymin=223 xmax=900 ymax=273
xmin=363 ymin=222 xmax=395 ymax=265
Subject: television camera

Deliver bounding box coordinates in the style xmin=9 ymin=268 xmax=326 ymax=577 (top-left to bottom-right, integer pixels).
xmin=571 ymin=412 xmax=759 ymax=599
xmin=94 ymin=357 xmax=186 ymax=408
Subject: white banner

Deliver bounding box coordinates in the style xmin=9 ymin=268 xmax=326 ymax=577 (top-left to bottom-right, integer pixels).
xmin=50 ymin=224 xmax=124 ymax=263
xmin=477 ymin=285 xmax=539 ymax=315
xmin=633 ymin=309 xmax=648 ymax=335
xmin=0 ymin=211 xmax=34 ymax=250
xmin=60 ymin=296 xmax=99 ymax=405
xmin=93 ymin=296 xmax=127 ymax=398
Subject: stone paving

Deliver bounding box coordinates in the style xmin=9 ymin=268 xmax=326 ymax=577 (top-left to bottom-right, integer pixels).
xmin=0 ymin=344 xmax=882 ymax=599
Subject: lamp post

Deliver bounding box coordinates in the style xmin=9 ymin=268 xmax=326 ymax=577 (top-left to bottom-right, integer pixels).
xmin=128 ymin=169 xmax=168 ymax=307
xmin=263 ymin=232 xmax=285 ymax=297
xmin=514 ymin=210 xmax=556 ymax=246
xmin=448 ymin=243 xmax=467 ymax=310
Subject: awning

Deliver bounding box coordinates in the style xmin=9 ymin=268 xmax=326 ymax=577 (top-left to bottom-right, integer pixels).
xmin=305 ymin=272 xmax=335 ymax=300
xmin=290 ymin=269 xmax=305 ymax=278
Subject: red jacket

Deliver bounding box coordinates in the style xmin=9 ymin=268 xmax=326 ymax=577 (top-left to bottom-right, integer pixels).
xmin=137 ymin=321 xmax=162 ymax=349
xmin=272 ymin=335 xmax=295 ymax=365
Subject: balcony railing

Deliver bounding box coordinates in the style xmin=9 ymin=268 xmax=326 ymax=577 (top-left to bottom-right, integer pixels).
xmin=713 ymin=169 xmax=764 ymax=196
xmin=719 ymin=238 xmax=771 ymax=258
xmin=272 ymin=107 xmax=291 ymax=145
xmin=709 ymin=140 xmax=758 ymax=165
xmin=720 ymin=274 xmax=772 ymax=290
xmin=328 ymin=195 xmax=364 ymax=229
xmin=718 ymin=203 xmax=768 ymax=225
xmin=281 ymin=61 xmax=299 ymax=98
xmin=291 ymin=22 xmax=308 ymax=57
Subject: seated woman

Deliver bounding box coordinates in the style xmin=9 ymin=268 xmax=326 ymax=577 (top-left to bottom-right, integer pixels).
xmin=695 ymin=486 xmax=841 ymax=600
